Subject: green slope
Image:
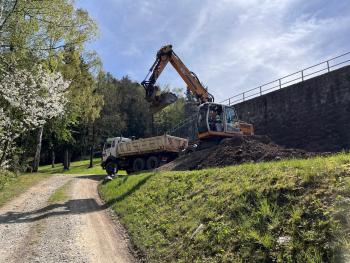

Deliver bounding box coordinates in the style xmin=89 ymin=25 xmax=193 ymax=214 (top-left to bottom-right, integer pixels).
xmin=99 ymin=153 xmax=350 ymax=262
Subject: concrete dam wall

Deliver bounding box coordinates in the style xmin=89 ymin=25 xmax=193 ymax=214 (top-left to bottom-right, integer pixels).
xmin=171 ymin=65 xmax=350 ymax=152
xmin=235 ymin=65 xmax=350 ymax=152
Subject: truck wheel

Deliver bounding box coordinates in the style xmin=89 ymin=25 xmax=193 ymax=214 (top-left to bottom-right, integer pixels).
xmin=133 ymin=158 xmax=145 ymax=172
xmin=146 ymin=156 xmax=159 ymax=170
xmin=106 ymin=162 xmax=118 ymax=175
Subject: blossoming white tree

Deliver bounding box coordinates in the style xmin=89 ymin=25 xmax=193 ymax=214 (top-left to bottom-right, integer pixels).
xmin=0 ymin=61 xmax=70 ymax=169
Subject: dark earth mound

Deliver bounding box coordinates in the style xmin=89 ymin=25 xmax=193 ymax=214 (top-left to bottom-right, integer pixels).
xmin=159 ymin=135 xmax=318 ymax=171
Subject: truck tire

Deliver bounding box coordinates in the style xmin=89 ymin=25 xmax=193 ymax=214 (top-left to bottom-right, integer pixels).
xmin=106 ymin=161 xmax=118 ymax=175
xmin=146 ymin=156 xmax=159 ymax=170
xmin=132 ymin=158 xmax=145 ymax=172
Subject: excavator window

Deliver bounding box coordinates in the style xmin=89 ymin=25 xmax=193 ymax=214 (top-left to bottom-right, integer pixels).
xmin=208 ymin=104 xmax=224 ymax=132
xmin=197 ymin=104 xmax=209 ymax=133
xmin=225 ymin=106 xmax=240 ymax=132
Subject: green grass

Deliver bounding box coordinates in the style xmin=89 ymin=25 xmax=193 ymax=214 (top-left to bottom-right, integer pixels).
xmin=0 ymin=171 xmax=50 ymax=207
xmin=0 ymin=158 xmax=111 ymax=207
xmin=99 ymin=153 xmax=350 ymax=263
xmin=48 ymin=180 xmax=72 ymax=203
xmin=38 ymin=158 xmax=107 ymax=175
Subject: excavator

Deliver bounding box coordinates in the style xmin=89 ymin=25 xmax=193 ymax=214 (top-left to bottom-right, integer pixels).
xmin=141 ymin=45 xmax=254 ymax=140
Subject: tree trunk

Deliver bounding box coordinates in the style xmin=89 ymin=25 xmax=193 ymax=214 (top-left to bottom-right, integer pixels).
xmin=0 ymin=140 xmax=9 ymax=167
xmin=63 ymin=148 xmax=69 ymax=170
xmin=89 ymin=146 xmax=94 ymax=168
xmin=88 ymin=123 xmax=95 ymax=168
xmin=151 ymin=114 xmax=155 ymax=136
xmin=32 ymin=126 xmax=43 ymax=172
xmin=51 ymin=148 xmax=55 ymax=168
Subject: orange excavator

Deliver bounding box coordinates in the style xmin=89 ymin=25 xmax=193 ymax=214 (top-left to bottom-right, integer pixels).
xmin=141 ymin=45 xmax=254 ymax=140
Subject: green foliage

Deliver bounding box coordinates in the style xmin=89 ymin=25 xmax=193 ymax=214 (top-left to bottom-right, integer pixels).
xmin=0 ymin=0 xmax=102 ymax=170
xmin=95 ymin=73 xmax=152 ymax=140
xmin=154 ymin=94 xmax=186 ymax=135
xmin=99 ymin=153 xmax=350 ymax=262
xmin=60 ymin=48 xmax=103 ymax=124
xmin=1 ymin=0 xmax=97 ymax=60
xmin=0 ymin=169 xmax=17 ymax=191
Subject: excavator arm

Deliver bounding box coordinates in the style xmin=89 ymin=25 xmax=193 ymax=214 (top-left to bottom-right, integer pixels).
xmin=141 ymin=45 xmax=214 ymax=113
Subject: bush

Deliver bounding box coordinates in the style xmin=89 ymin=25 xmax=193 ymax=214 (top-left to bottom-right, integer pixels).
xmin=0 ymin=169 xmax=18 ymax=191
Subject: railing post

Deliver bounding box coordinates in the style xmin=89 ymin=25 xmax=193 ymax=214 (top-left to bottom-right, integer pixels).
xmin=259 ymin=86 xmax=262 ymax=96
xmin=327 ymin=61 xmax=330 ymax=72
xmin=301 ymin=70 xmax=304 ymax=81
xmin=228 ymin=98 xmax=231 ymax=105
xmin=279 ymin=79 xmax=282 ymax=89
xmin=242 ymin=92 xmax=245 ymax=101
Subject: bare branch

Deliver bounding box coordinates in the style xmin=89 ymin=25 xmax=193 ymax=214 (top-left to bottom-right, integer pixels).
xmin=0 ymin=0 xmax=18 ymax=31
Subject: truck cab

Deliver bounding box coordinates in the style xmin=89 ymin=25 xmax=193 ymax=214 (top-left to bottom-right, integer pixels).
xmin=102 ymin=137 xmax=131 ymax=165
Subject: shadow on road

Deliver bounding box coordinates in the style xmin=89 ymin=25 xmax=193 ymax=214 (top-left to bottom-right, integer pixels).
xmin=0 ymin=174 xmax=153 ymax=224
xmin=76 ymin=174 xmax=104 ymax=181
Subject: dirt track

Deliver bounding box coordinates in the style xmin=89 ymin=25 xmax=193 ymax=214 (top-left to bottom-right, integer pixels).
xmin=0 ymin=175 xmax=135 ymax=263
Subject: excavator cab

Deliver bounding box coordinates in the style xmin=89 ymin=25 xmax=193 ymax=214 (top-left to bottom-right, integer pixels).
xmin=197 ymin=103 xmax=253 ymax=139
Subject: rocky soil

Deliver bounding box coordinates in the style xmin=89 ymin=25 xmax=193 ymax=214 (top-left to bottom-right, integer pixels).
xmin=159 ymin=135 xmax=318 ymax=171
xmin=0 ymin=174 xmax=135 ymax=263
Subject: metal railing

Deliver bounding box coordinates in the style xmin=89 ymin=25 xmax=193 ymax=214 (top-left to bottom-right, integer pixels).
xmin=220 ymin=51 xmax=350 ymax=106
xmin=168 ymin=113 xmax=197 ymax=135
xmin=168 ymin=51 xmax=350 ymax=135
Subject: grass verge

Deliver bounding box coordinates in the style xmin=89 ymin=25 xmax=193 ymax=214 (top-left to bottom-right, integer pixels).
xmin=99 ymin=153 xmax=350 ymax=262
xmin=0 ymin=158 xmax=108 ymax=208
xmin=48 ymin=180 xmax=72 ymax=203
xmin=38 ymin=158 xmax=106 ymax=175
xmin=0 ymin=171 xmax=50 ymax=207
xmin=38 ymin=158 xmax=125 ymax=175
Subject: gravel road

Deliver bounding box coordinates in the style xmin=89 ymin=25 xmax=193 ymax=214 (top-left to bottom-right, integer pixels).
xmin=0 ymin=174 xmax=136 ymax=263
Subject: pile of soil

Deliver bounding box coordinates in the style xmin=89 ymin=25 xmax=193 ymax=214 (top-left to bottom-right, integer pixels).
xmin=159 ymin=135 xmax=317 ymax=171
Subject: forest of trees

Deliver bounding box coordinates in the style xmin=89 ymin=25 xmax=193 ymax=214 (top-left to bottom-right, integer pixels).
xmin=0 ymin=0 xmax=188 ymax=172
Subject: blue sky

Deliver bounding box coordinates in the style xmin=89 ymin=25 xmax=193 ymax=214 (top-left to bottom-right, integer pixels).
xmin=75 ymin=0 xmax=350 ymax=101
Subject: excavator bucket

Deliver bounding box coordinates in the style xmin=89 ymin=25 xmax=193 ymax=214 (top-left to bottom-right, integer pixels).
xmin=149 ymin=92 xmax=178 ymax=113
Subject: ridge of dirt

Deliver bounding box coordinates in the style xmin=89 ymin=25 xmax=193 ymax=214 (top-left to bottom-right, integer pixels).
xmin=159 ymin=135 xmax=319 ymax=171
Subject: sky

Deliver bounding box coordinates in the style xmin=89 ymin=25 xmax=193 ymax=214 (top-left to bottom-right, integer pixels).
xmin=75 ymin=0 xmax=350 ymax=101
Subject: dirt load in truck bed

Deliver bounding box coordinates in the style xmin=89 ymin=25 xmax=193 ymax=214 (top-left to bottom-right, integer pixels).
xmin=158 ymin=135 xmax=318 ymax=171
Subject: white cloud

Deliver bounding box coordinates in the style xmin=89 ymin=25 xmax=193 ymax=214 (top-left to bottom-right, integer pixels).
xmin=76 ymin=0 xmax=350 ymax=101
xmin=168 ymin=0 xmax=350 ymax=100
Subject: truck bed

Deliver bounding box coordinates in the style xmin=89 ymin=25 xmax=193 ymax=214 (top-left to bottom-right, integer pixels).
xmin=117 ymin=134 xmax=188 ymax=157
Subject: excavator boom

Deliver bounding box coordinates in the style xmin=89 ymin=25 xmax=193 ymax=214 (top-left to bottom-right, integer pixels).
xmin=141 ymin=45 xmax=213 ymax=113
xmin=142 ymin=44 xmax=254 ymax=139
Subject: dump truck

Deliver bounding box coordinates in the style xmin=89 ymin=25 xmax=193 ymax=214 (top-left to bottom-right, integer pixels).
xmin=101 ymin=134 xmax=188 ymax=175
